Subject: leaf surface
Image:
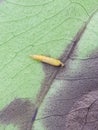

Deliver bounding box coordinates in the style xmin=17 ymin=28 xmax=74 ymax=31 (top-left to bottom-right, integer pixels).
xmin=0 ymin=0 xmax=98 ymax=130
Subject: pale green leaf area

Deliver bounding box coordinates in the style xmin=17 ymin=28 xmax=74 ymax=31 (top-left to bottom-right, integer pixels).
xmin=75 ymin=12 xmax=98 ymax=58
xmin=0 ymin=0 xmax=98 ymax=130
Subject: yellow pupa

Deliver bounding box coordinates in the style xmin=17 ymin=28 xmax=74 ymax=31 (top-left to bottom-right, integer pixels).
xmin=30 ymin=55 xmax=64 ymax=67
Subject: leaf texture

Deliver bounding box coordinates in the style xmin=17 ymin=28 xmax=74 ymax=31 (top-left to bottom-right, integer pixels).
xmin=0 ymin=0 xmax=98 ymax=130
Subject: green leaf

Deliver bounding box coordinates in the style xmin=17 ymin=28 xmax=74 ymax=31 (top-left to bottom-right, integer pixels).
xmin=0 ymin=0 xmax=98 ymax=130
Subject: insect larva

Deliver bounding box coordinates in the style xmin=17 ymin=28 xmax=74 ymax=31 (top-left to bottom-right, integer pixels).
xmin=30 ymin=55 xmax=64 ymax=67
